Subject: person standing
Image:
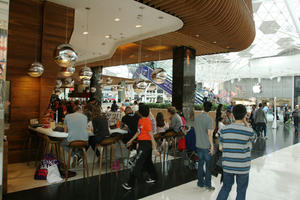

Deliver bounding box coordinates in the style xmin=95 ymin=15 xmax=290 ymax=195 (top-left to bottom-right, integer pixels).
xmin=111 ymin=100 xmax=119 ymax=112
xmin=255 ymin=103 xmax=267 ymax=138
xmin=250 ymin=105 xmax=257 ymax=132
xmin=194 ymin=101 xmax=215 ymax=190
xmin=292 ymin=105 xmax=300 ymax=133
xmin=217 ymin=104 xmax=254 ymax=200
xmin=122 ymin=104 xmax=160 ymax=190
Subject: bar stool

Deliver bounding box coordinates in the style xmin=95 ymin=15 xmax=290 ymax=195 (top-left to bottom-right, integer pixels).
xmin=91 ymin=136 xmax=124 ymax=180
xmin=154 ymin=134 xmax=163 ymax=163
xmin=65 ymin=140 xmax=89 ymax=181
xmin=24 ymin=129 xmax=37 ymax=165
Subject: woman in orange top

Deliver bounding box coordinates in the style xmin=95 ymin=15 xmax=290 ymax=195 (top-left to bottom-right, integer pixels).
xmin=122 ymin=104 xmax=160 ymax=190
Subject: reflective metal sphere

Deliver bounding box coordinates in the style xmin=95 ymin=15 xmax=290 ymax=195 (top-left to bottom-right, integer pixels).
xmin=135 ymin=79 xmax=148 ymax=89
xmin=91 ymin=87 xmax=96 ymax=93
xmin=55 ymin=88 xmax=62 ymax=95
xmin=151 ymin=68 xmax=167 ymax=84
xmin=55 ymin=80 xmax=62 ymax=88
xmin=28 ymin=62 xmax=44 ymax=77
xmin=60 ymin=66 xmax=75 ymax=77
xmin=79 ymin=66 xmax=93 ymax=80
xmin=106 ymin=77 xmax=113 ymax=84
xmin=111 ymin=86 xmax=117 ymax=91
xmin=148 ymin=83 xmax=156 ymax=90
xmin=54 ymin=44 xmax=78 ymax=67
xmin=81 ymin=78 xmax=90 ymax=86
xmin=64 ymin=77 xmax=74 ymax=87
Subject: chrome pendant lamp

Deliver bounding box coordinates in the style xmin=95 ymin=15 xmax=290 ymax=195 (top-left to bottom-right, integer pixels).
xmin=64 ymin=77 xmax=74 ymax=87
xmin=59 ymin=66 xmax=75 ymax=77
xmin=55 ymin=79 xmax=62 ymax=88
xmin=28 ymin=62 xmax=44 ymax=77
xmin=28 ymin=3 xmax=44 ymax=77
xmin=79 ymin=7 xmax=93 ymax=85
xmin=151 ymin=37 xmax=167 ymax=84
xmin=54 ymin=5 xmax=78 ymax=67
xmin=151 ymin=68 xmax=167 ymax=84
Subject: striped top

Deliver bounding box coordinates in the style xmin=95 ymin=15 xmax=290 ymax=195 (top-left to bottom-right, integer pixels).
xmin=219 ymin=123 xmax=254 ymax=174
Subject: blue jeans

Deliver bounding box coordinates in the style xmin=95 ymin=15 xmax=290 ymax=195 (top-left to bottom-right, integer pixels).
xmin=217 ymin=172 xmax=249 ymax=200
xmin=196 ymin=148 xmax=212 ymax=187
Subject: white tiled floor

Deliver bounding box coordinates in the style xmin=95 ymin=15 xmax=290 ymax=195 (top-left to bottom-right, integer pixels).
xmin=141 ymin=143 xmax=300 ymax=200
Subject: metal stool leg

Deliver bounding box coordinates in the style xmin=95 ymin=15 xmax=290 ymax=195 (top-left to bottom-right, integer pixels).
xmin=92 ymin=145 xmax=97 ymax=176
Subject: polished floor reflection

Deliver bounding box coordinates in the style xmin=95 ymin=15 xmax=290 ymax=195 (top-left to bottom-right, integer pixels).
xmin=4 ymin=123 xmax=299 ymax=200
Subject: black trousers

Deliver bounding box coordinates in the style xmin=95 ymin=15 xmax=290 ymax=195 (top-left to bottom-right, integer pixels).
xmin=128 ymin=140 xmax=157 ymax=187
xmin=88 ymin=135 xmax=105 ymax=157
xmin=256 ymin=122 xmax=267 ymax=137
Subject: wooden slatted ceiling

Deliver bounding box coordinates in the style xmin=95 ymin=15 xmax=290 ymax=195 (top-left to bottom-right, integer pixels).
xmin=84 ymin=0 xmax=255 ymax=68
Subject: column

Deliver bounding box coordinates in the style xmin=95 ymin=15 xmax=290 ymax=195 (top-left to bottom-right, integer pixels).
xmin=172 ymin=46 xmax=196 ymax=126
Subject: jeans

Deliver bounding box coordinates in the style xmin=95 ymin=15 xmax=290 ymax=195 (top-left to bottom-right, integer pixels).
xmin=216 ymin=172 xmax=249 ymax=200
xmin=196 ymin=148 xmax=212 ymax=187
xmin=256 ymin=122 xmax=267 ymax=137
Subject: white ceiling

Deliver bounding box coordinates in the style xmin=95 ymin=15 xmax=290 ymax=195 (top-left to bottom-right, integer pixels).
xmin=48 ymin=0 xmax=183 ymax=65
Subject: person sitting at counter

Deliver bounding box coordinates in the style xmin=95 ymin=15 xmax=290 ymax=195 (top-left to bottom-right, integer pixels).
xmin=120 ymin=106 xmax=140 ymax=144
xmin=89 ymin=106 xmax=110 ymax=157
xmin=167 ymin=106 xmax=183 ymax=133
xmin=62 ymin=105 xmax=88 ymax=166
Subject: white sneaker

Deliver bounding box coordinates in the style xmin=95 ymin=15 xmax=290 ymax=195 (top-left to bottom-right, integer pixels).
xmin=145 ymin=178 xmax=156 ymax=184
xmin=130 ymin=150 xmax=137 ymax=158
xmin=122 ymin=183 xmax=132 ymax=190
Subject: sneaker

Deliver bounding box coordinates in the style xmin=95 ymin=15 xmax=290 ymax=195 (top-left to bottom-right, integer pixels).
xmin=71 ymin=155 xmax=78 ymax=168
xmin=206 ymin=186 xmax=215 ymax=191
xmin=145 ymin=178 xmax=156 ymax=184
xmin=122 ymin=183 xmax=132 ymax=190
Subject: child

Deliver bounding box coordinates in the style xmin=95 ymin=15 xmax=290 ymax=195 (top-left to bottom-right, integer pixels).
xmin=122 ymin=104 xmax=160 ymax=190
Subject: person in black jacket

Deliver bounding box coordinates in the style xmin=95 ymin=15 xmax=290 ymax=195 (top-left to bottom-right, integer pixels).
xmin=89 ymin=106 xmax=110 ymax=157
xmin=111 ymin=100 xmax=119 ymax=112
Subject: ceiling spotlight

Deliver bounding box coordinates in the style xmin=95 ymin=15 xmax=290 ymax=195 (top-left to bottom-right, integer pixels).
xmin=83 ymin=31 xmax=88 ymax=35
xmin=105 ymin=35 xmax=111 ymax=39
xmin=212 ymin=41 xmax=217 ymax=44
xmin=195 ymin=34 xmax=200 ymax=38
xmin=136 ymin=24 xmax=142 ymax=28
xmin=114 ymin=18 xmax=120 ymax=22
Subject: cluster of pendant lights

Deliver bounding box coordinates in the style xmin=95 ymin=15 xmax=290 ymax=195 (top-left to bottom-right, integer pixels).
xmin=28 ymin=6 xmax=93 ymax=91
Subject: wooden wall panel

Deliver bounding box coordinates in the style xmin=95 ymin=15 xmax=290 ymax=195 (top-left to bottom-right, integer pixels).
xmin=6 ymin=0 xmax=74 ymax=163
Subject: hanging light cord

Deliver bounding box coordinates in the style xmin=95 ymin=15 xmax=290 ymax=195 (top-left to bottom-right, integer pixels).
xmin=65 ymin=4 xmax=68 ymax=43
xmin=84 ymin=7 xmax=90 ymax=67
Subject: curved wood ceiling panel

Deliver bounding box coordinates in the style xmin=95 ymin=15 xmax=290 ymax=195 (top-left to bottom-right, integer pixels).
xmin=85 ymin=0 xmax=255 ymax=68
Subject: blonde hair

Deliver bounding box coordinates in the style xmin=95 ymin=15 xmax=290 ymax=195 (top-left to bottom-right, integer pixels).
xmin=167 ymin=106 xmax=177 ymax=115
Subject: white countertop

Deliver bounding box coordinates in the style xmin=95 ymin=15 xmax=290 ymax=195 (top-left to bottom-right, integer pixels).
xmin=29 ymin=126 xmax=127 ymax=138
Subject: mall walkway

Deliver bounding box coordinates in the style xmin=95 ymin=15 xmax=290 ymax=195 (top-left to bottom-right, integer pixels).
xmin=4 ymin=123 xmax=299 ymax=200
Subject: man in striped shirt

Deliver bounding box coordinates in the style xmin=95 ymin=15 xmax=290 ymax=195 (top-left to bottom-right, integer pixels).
xmin=217 ymin=104 xmax=255 ymax=200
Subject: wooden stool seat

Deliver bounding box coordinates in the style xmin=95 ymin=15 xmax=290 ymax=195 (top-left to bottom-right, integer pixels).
xmin=69 ymin=141 xmax=88 ymax=148
xmin=65 ymin=140 xmax=89 ymax=180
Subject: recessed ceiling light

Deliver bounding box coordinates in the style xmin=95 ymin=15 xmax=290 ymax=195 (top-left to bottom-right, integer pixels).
xmin=83 ymin=31 xmax=88 ymax=35
xmin=212 ymin=41 xmax=217 ymax=44
xmin=114 ymin=18 xmax=120 ymax=22
xmin=105 ymin=35 xmax=111 ymax=39
xmin=195 ymin=34 xmax=200 ymax=37
xmin=101 ymin=42 xmax=106 ymax=45
xmin=136 ymin=24 xmax=142 ymax=28
xmin=158 ymin=16 xmax=164 ymax=19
